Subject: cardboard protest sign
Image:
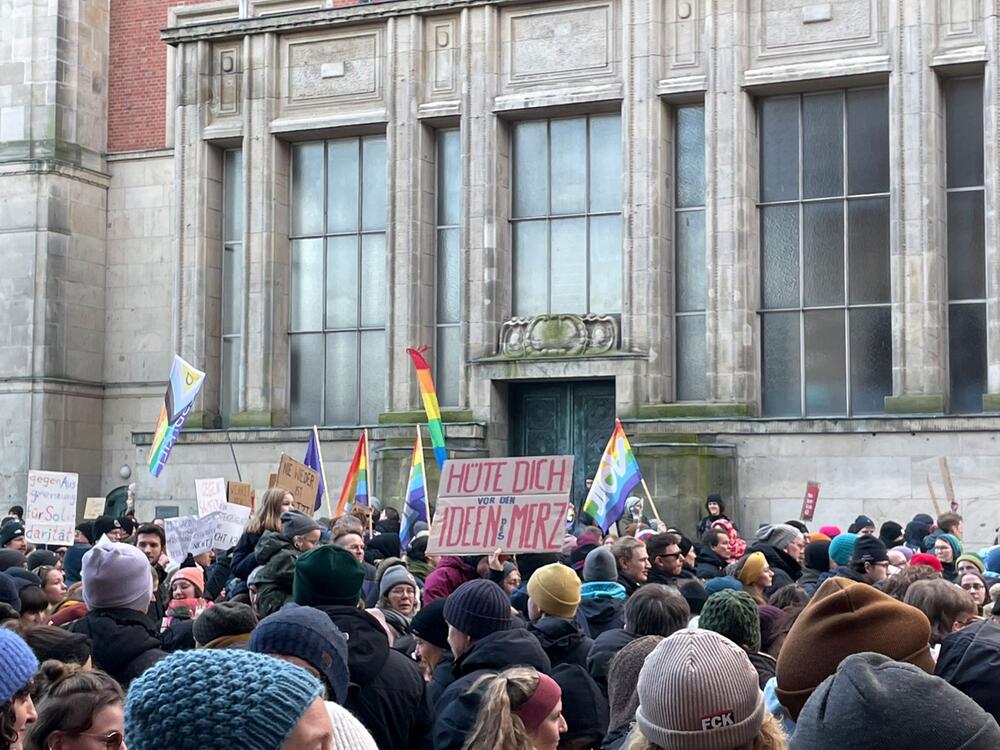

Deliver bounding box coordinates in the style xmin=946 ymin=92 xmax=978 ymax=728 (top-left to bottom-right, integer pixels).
xmin=195 ymin=477 xmax=227 ymax=517
xmin=800 ymin=481 xmax=820 ymax=522
xmin=164 ymin=515 xmax=217 ymax=564
xmin=83 ymin=496 xmax=106 ymax=519
xmin=227 ymin=481 xmax=254 ymax=510
xmin=427 ymin=456 xmax=574 ymax=555
xmin=209 ymin=503 xmax=252 ymax=551
xmin=25 ymin=470 xmax=79 ymax=546
xmin=274 ymin=454 xmax=319 ymax=515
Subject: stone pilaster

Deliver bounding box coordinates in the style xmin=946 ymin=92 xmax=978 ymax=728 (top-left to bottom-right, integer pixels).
xmin=984 ymin=6 xmax=1000 ymax=411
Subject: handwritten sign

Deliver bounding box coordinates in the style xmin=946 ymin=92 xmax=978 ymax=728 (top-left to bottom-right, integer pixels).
xmin=227 ymin=481 xmax=254 ymax=510
xmin=210 ymin=503 xmax=252 ymax=551
xmin=427 ymin=456 xmax=574 ymax=555
xmin=83 ymin=497 xmax=106 ymax=519
xmin=800 ymin=481 xmax=820 ymax=522
xmin=25 ymin=470 xmax=79 ymax=545
xmin=164 ymin=515 xmax=217 ymax=564
xmin=274 ymin=455 xmax=319 ymax=516
xmin=195 ymin=477 xmax=227 ymax=517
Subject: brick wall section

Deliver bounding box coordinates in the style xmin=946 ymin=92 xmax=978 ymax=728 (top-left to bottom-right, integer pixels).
xmin=107 ymin=0 xmax=404 ymax=153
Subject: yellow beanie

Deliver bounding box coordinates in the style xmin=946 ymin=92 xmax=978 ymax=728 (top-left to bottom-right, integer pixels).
xmin=527 ymin=563 xmax=581 ymax=619
xmin=736 ymin=551 xmax=767 ymax=587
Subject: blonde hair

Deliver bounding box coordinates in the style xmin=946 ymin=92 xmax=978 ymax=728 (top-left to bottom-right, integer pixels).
xmin=246 ymin=488 xmax=288 ymax=535
xmin=461 ymin=667 xmax=542 ymax=750
xmin=625 ymin=712 xmax=788 ymax=750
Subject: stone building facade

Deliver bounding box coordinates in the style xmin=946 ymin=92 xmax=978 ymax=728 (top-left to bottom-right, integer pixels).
xmin=2 ymin=0 xmax=1000 ymax=545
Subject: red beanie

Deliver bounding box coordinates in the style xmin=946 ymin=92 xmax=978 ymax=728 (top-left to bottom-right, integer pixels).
xmin=909 ymin=553 xmax=943 ymax=573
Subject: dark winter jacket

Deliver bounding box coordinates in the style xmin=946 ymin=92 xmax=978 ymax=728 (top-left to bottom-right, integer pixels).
xmin=317 ymin=604 xmax=433 ymax=750
xmin=748 ymin=650 xmax=777 ymax=690
xmin=616 ymin=573 xmax=642 ymax=597
xmin=161 ymin=617 xmax=196 ymax=652
xmin=433 ymin=628 xmax=551 ymax=750
xmin=587 ymin=628 xmax=639 ymax=692
xmin=69 ymin=608 xmax=167 ymax=687
xmin=830 ymin=565 xmax=868 ymax=584
xmin=936 ymin=618 xmax=1000 ymax=725
xmin=694 ymin=545 xmax=728 ymax=579
xmin=253 ymin=531 xmax=300 ymax=617
xmin=578 ymin=582 xmax=626 ymax=638
xmin=423 ymin=556 xmax=477 ymax=603
xmin=527 ymin=616 xmax=594 ymax=669
xmin=230 ymin=531 xmax=263 ymax=581
xmin=601 ymin=721 xmax=634 ymax=750
xmin=796 ymin=567 xmax=825 ymax=596
xmin=747 ymin=542 xmax=802 ymax=595
xmin=427 ymin=651 xmax=455 ymax=706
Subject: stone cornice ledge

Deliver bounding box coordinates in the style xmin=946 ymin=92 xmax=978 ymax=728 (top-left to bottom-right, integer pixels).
xmin=742 ymin=55 xmax=891 ymax=91
xmin=162 ymin=0 xmax=523 ymax=45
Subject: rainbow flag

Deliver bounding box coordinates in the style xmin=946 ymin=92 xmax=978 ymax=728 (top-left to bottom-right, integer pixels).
xmin=583 ymin=419 xmax=644 ymax=532
xmin=335 ymin=431 xmax=370 ymax=517
xmin=399 ymin=426 xmax=430 ymax=550
xmin=406 ymin=347 xmax=447 ymax=469
xmin=148 ymin=355 xmax=206 ymax=478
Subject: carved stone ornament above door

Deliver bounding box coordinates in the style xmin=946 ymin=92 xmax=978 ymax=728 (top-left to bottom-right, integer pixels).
xmin=499 ymin=314 xmax=619 ymax=358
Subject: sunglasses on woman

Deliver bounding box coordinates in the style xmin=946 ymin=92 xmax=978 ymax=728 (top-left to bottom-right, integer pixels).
xmin=78 ymin=731 xmax=124 ymax=749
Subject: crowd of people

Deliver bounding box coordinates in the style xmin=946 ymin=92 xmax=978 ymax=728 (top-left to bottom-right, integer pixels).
xmin=2 ymin=490 xmax=1000 ymax=749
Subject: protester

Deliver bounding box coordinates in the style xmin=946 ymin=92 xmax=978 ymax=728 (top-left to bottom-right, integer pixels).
xmin=957 ymin=553 xmax=985 ymax=576
xmin=694 ymin=527 xmax=730 ymax=579
xmin=960 ymin=570 xmax=991 ymax=616
xmin=887 ymin=544 xmax=912 ymax=572
xmin=610 ymin=537 xmax=649 ymax=596
xmin=631 ymin=630 xmax=786 ymax=750
xmin=376 ymin=563 xmax=421 ymax=645
xmin=23 ymin=662 xmax=124 ymax=750
xmin=586 ymin=584 xmax=689 ymax=691
xmin=904 ymin=513 xmax=935 ymax=551
xmin=550 ymin=663 xmax=607 ymax=750
xmin=69 ymin=542 xmax=167 ymax=687
xmin=748 ymin=524 xmax=804 ymax=594
xmin=936 ymin=618 xmax=1000 ymax=727
xmin=46 ymin=582 xmax=87 ymax=628
xmin=775 ymin=577 xmax=934 ymax=719
xmin=700 ymin=589 xmax=775 ymax=688
xmin=159 ymin=566 xmax=211 ymax=650
xmin=735 ymin=551 xmax=773 ymax=604
xmin=791 ymin=652 xmax=1000 ymax=749
xmin=644 ymin=533 xmax=686 ymax=586
xmin=878 ymin=520 xmax=904 ymax=548
xmin=253 ymin=510 xmax=322 ymax=617
xmin=15 ymin=625 xmax=92 ymax=667
xmin=61 ymin=537 xmax=90 ymax=588
xmin=910 ymin=551 xmax=944 ymax=573
xmin=403 ymin=533 xmax=435 ymax=587
xmin=17 ymin=586 xmax=48 ymax=626
xmin=410 ymin=599 xmax=451 ymax=694
xmin=711 ymin=518 xmax=747 ymax=563
xmin=796 ymin=540 xmax=830 ymax=595
xmin=0 ymin=629 xmax=38 ymax=750
xmin=880 ymin=563 xmax=941 ymax=601
xmin=526 ymin=563 xmax=593 ymax=669
xmin=759 ymin=604 xmax=789 ymax=657
xmin=193 ymin=600 xmax=258 ymax=648
xmin=696 ymin=494 xmax=729 ymax=537
xmin=32 ymin=567 xmax=65 ymax=612
xmin=293 ymin=543 xmax=432 ymax=749
xmin=934 ymin=534 xmax=962 ymax=582
xmin=423 ymin=553 xmax=491 ymax=603
xmin=124 ymin=649 xmax=331 ymax=750
xmin=903 ymin=578 xmax=978 ymax=648
xmin=847 ymin=515 xmax=876 ymax=536
xmin=460 ymin=668 xmax=566 ymax=750
xmin=25 ymin=551 xmax=57 ymax=571
xmin=938 ymin=511 xmax=965 ymax=540
xmin=835 ymin=535 xmax=890 ymax=586
xmin=602 ymin=636 xmax=662 ymax=749
xmin=826 ymin=532 xmax=857 ymax=569
xmin=501 ymin=562 xmax=522 ymax=595
xmin=578 ymin=547 xmax=626 ymax=638
xmin=230 ymin=487 xmax=294 ymax=581
xmin=0 ymin=521 xmax=27 ymax=552
xmin=93 ymin=516 xmax=127 ymax=543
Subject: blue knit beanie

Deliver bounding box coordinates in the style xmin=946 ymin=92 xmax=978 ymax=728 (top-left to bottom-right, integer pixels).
xmin=829 ymin=533 xmax=859 ymax=566
xmin=125 ymin=649 xmax=323 ymax=750
xmin=0 ymin=629 xmax=38 ymax=703
xmin=249 ymin=604 xmax=350 ymax=706
xmin=704 ymin=575 xmax=743 ymax=596
xmin=443 ymin=579 xmax=512 ymax=638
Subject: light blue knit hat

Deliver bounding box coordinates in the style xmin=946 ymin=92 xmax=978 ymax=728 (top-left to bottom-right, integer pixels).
xmin=0 ymin=629 xmax=38 ymax=704
xmin=125 ymin=649 xmax=323 ymax=750
xmin=829 ymin=533 xmax=859 ymax=566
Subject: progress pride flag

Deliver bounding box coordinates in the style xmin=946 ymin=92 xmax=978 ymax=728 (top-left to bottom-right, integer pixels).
xmin=427 ymin=455 xmax=574 ymax=555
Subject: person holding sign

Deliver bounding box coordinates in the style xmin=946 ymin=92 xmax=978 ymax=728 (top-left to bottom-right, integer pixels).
xmin=253 ymin=511 xmax=322 ymax=618
xmin=229 ymin=488 xmax=295 ymax=583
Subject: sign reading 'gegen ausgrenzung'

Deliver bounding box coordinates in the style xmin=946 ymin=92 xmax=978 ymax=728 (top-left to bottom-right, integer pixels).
xmin=427 ymin=455 xmax=574 ymax=555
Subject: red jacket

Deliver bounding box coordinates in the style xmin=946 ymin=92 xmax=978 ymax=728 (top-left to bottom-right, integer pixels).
xmin=423 ymin=557 xmax=477 ymax=603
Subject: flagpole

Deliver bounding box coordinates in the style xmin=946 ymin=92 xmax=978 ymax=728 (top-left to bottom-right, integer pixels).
xmin=639 ymin=477 xmax=664 ymax=527
xmin=418 ymin=425 xmax=431 ymax=526
xmin=364 ymin=428 xmax=373 ymax=538
xmin=313 ymin=426 xmax=332 ymax=519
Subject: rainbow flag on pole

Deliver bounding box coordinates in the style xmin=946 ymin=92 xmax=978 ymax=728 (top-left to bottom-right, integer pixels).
xmin=583 ymin=419 xmax=644 ymax=532
xmin=148 ymin=355 xmax=206 ymax=478
xmin=399 ymin=426 xmax=430 ymax=550
xmin=406 ymin=347 xmax=447 ymax=469
xmin=335 ymin=431 xmax=370 ymax=517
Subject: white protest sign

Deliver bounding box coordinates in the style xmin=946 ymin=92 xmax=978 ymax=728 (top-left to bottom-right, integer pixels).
xmin=25 ymin=470 xmax=79 ymax=546
xmin=210 ymin=503 xmax=252 ymax=551
xmin=164 ymin=515 xmax=217 ymax=564
xmin=195 ymin=477 xmax=227 ymax=517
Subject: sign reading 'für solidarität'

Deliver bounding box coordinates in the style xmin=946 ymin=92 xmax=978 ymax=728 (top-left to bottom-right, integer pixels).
xmin=427 ymin=455 xmax=574 ymax=555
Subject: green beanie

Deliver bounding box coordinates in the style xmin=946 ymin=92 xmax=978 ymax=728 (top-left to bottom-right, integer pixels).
xmin=700 ymin=589 xmax=762 ymax=653
xmin=293 ymin=544 xmax=365 ymax=607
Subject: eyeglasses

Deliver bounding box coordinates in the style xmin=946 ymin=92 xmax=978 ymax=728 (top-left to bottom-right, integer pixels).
xmin=962 ymin=582 xmax=985 ymax=591
xmin=656 ymin=552 xmax=682 ymax=560
xmin=78 ymin=731 xmax=124 ymax=750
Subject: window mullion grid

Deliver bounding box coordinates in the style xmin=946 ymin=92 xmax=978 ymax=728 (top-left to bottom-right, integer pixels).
xmin=356 ymin=138 xmax=366 ymax=425
xmin=797 ymin=94 xmax=806 ymax=417
xmin=585 ymin=116 xmax=592 ymax=314
xmin=546 ymin=119 xmax=553 ymax=315
xmin=842 ymin=90 xmax=852 ymax=417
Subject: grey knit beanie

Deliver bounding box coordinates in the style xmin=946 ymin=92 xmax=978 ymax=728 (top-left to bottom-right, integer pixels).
xmin=636 ymin=630 xmax=765 ymax=750
xmin=583 ymin=546 xmax=618 ymax=583
xmin=791 ymin=652 xmax=1000 ymax=749
xmin=755 ymin=523 xmax=801 ymax=551
xmin=379 ymin=565 xmax=417 ymax=599
xmin=608 ymin=635 xmax=663 ymax=729
xmin=281 ymin=511 xmax=321 ymax=539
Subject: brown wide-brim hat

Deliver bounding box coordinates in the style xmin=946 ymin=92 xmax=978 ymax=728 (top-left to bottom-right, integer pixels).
xmin=775 ymin=577 xmax=934 ymax=719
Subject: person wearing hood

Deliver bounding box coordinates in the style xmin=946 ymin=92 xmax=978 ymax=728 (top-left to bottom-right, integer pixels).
xmin=748 ymin=524 xmax=805 ymax=595
xmin=293 ymin=543 xmax=432 ymax=750
xmin=423 ymin=554 xmax=490 ymax=603
xmin=700 ymin=588 xmax=776 ymax=689
xmin=69 ymin=543 xmax=167 ymax=687
xmin=404 ymin=531 xmax=435 ymax=587
xmin=551 ymin=663 xmax=607 ymax=750
xmin=433 ymin=579 xmax=552 ymax=750
xmin=696 ymin=493 xmax=730 ymax=537
xmin=847 ymin=515 xmax=876 ymax=536
xmin=526 ymin=563 xmax=593 ymax=669
xmin=878 ymin=520 xmax=904 ymax=548
xmin=797 ymin=540 xmax=831 ymax=596
xmin=904 ymin=512 xmax=935 ymax=552
xmin=253 ymin=510 xmax=322 ymax=617
xmin=694 ymin=527 xmax=731 ymax=580
xmin=792 ymin=652 xmax=1000 ymax=749
xmin=934 ymin=533 xmax=963 ymax=582
xmin=578 ymin=547 xmax=626 ymax=638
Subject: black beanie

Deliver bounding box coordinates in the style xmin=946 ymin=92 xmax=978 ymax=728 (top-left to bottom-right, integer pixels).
xmin=76 ymin=522 xmax=95 ymax=544
xmin=804 ymin=540 xmax=831 ymax=571
xmin=551 ymin=664 xmax=609 ymax=741
xmin=879 ymin=521 xmax=904 ymax=546
xmin=410 ymin=599 xmax=449 ymax=649
xmin=706 ymin=494 xmax=725 ymax=514
xmin=853 ymin=535 xmax=889 ymax=564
